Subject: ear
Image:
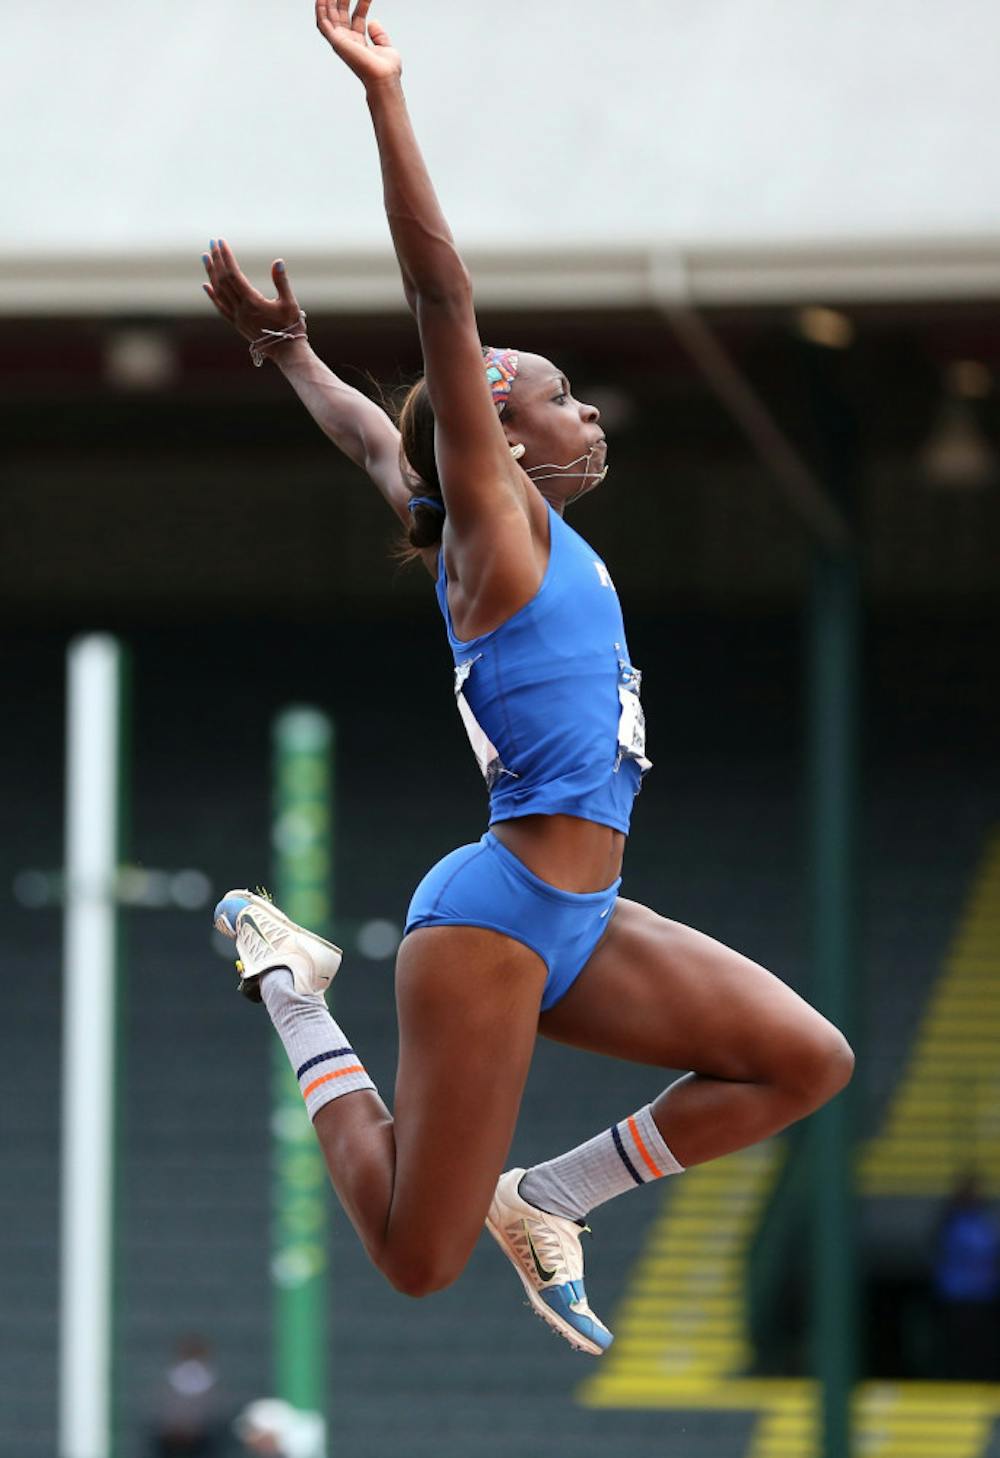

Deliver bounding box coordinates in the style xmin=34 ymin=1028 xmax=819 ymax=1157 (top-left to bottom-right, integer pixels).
xmin=509 ymin=443 xmax=526 ymax=461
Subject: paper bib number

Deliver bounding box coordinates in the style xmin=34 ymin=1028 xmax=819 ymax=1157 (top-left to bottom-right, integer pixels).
xmin=617 ymin=663 xmax=652 ymax=773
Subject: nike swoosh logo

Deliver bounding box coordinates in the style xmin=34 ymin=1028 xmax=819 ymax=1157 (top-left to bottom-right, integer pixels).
xmin=523 ymin=1221 xmax=558 ymax=1283
xmin=240 ymin=912 xmax=273 ymax=947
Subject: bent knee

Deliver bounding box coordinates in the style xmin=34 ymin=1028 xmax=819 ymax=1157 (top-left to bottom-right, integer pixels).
xmin=819 ymin=1027 xmax=855 ymax=1097
xmin=380 ymin=1245 xmax=470 ymax=1300
xmin=786 ymin=1021 xmax=855 ymax=1109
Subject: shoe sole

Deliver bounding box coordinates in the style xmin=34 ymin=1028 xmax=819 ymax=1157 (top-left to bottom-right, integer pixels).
xmin=484 ymin=1214 xmax=605 ymax=1357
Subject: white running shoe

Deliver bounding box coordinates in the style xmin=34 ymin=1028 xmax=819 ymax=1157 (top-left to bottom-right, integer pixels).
xmin=486 ymin=1168 xmax=613 ymax=1356
xmin=213 ymin=888 xmax=343 ymax=1002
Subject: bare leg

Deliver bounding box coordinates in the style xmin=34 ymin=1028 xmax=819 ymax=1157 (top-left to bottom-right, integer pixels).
xmin=538 ymin=899 xmax=853 ymax=1167
xmin=307 ymin=924 xmax=547 ymax=1295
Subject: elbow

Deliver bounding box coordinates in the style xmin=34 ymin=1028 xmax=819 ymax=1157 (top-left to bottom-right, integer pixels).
xmin=412 ymin=262 xmax=473 ymax=313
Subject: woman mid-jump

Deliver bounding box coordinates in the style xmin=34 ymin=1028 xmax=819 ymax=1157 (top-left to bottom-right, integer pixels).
xmin=210 ymin=0 xmax=853 ymax=1357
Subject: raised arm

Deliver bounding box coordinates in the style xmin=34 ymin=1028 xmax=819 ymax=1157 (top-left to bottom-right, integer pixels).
xmin=315 ymin=2 xmax=534 ymax=546
xmin=202 ymin=240 xmax=410 ymax=524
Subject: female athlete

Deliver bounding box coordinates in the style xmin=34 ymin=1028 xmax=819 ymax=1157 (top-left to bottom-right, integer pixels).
xmin=208 ymin=0 xmax=853 ymax=1357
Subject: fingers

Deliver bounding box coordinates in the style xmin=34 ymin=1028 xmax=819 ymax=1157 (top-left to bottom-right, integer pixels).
xmin=218 ymin=237 xmax=255 ymax=297
xmin=201 ymin=246 xmax=231 ymax=314
xmin=315 ymin=1 xmax=338 ymax=43
xmin=201 ymin=237 xmax=268 ymax=330
xmin=201 ymin=282 xmax=234 ymax=323
xmin=204 ymin=239 xmax=242 ymax=315
xmin=323 ymin=0 xmax=350 ymax=31
xmin=218 ymin=238 xmax=260 ymax=310
xmin=271 ymin=259 xmax=298 ymax=307
xmin=317 ymin=0 xmax=384 ymax=51
xmin=368 ymin=16 xmax=392 ymax=47
xmin=202 ymin=240 xmax=224 ymax=295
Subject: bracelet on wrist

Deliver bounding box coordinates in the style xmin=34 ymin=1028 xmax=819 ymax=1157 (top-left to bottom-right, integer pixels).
xmin=249 ymin=311 xmax=308 ymax=368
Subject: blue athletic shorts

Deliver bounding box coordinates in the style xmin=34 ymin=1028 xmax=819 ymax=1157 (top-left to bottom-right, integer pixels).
xmin=403 ymin=831 xmax=621 ymax=1011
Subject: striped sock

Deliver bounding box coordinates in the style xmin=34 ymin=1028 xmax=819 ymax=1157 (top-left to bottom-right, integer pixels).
xmin=260 ymin=969 xmax=375 ymax=1121
xmin=519 ymin=1104 xmax=683 ymax=1222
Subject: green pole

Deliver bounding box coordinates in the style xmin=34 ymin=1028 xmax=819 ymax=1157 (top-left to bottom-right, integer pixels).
xmin=807 ymin=551 xmax=860 ymax=1457
xmin=272 ymin=707 xmax=334 ymax=1447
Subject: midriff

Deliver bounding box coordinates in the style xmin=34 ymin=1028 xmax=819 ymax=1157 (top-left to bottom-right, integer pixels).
xmin=491 ymin=813 xmax=625 ymax=894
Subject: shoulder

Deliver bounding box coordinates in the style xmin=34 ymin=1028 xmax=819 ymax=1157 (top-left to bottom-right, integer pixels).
xmin=443 ymin=495 xmax=551 ymax=640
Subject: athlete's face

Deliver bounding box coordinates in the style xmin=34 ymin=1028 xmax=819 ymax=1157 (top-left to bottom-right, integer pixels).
xmin=501 ymin=353 xmax=607 ymax=509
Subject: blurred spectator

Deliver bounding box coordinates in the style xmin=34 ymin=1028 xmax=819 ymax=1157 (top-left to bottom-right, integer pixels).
xmin=150 ymin=1335 xmax=226 ymax=1456
xmin=232 ymin=1399 xmax=325 ymax=1458
xmin=931 ymin=1174 xmax=1000 ymax=1380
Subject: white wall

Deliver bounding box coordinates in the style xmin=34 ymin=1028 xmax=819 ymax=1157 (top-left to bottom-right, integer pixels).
xmin=6 ymin=0 xmax=1000 ymax=308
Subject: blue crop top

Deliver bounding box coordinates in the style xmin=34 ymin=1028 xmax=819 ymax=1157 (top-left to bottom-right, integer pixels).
xmin=435 ymin=505 xmax=651 ymax=835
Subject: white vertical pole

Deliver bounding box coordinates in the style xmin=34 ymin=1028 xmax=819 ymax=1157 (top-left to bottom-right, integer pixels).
xmin=59 ymin=635 xmax=122 ymax=1458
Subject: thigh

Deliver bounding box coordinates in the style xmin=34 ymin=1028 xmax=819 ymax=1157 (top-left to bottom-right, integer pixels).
xmin=387 ymin=923 xmax=548 ymax=1265
xmin=539 ymin=898 xmax=834 ymax=1081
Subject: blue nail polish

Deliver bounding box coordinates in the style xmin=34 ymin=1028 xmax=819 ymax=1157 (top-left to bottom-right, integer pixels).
xmin=275 ymin=260 xmax=285 ymax=272
xmin=209 ymin=239 xmax=216 ymax=249
xmin=202 ymin=254 xmax=210 ymax=265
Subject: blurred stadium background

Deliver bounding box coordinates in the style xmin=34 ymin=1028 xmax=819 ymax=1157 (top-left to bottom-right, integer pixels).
xmin=4 ymin=2 xmax=1000 ymax=1455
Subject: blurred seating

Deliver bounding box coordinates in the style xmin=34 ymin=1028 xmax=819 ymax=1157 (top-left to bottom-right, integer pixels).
xmin=1 ymin=615 xmax=997 ymax=1457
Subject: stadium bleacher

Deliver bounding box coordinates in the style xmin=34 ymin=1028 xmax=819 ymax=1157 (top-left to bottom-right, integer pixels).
xmin=2 ymin=611 xmax=996 ymax=1457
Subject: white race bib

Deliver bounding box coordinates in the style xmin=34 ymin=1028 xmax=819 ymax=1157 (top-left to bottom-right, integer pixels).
xmin=454 ymin=657 xmax=518 ymax=790
xmin=617 ymin=662 xmax=652 ymax=773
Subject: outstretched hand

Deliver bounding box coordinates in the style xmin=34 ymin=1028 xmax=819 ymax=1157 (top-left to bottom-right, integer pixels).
xmin=201 ymin=240 xmax=302 ymax=345
xmin=315 ymin=0 xmax=402 ymax=86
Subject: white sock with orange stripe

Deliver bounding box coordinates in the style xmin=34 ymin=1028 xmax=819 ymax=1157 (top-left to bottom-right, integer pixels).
xmin=260 ymin=970 xmax=375 ymax=1121
xmin=518 ymin=1104 xmax=683 ymax=1222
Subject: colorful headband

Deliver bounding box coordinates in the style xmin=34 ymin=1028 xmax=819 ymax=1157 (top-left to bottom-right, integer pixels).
xmin=407 ymin=494 xmax=446 ymax=515
xmin=483 ymin=346 xmax=519 ymax=413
